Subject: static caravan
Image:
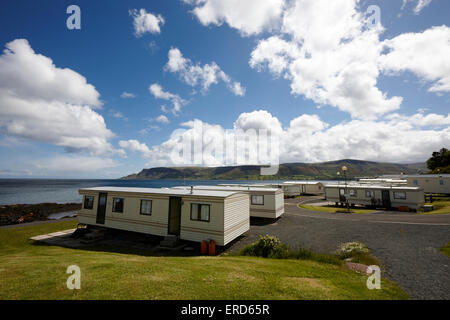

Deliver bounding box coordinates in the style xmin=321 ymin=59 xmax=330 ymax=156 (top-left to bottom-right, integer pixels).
xmin=283 ymin=181 xmax=325 ymax=195
xmin=380 ymin=174 xmax=450 ymax=194
xmin=218 ymin=181 xmax=325 ymax=196
xmin=174 ymin=185 xmax=284 ymax=219
xmin=324 ymin=184 xmax=425 ymax=210
xmin=358 ymin=178 xmax=407 ymax=185
xmin=77 ymin=187 xmax=250 ymax=246
xmin=262 ymin=181 xmax=325 ymax=196
xmin=405 ymin=175 xmax=449 ymax=194
xmin=260 ymin=183 xmax=301 ymax=197
xmin=279 ymin=183 xmax=301 ymax=197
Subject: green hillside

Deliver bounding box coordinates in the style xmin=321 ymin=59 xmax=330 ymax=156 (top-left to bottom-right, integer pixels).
xmin=121 ymin=159 xmax=426 ymax=180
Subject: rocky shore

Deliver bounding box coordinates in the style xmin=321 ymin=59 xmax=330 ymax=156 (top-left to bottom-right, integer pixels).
xmin=0 ymin=203 xmax=81 ymax=226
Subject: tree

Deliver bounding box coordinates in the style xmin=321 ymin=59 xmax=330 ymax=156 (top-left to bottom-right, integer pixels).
xmin=426 ymin=148 xmax=450 ymax=173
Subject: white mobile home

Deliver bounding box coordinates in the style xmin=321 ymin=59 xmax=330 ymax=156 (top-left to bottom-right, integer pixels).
xmin=278 ymin=183 xmax=302 ymax=197
xmin=218 ymin=181 xmax=325 ymax=196
xmin=255 ymin=183 xmax=301 ymax=197
xmin=357 ymin=178 xmax=407 ymax=185
xmin=257 ymin=182 xmax=325 ymax=196
xmin=77 ymin=187 xmax=250 ymax=246
xmin=381 ymin=174 xmax=450 ymax=194
xmin=173 ymin=185 xmax=284 ymax=219
xmin=282 ymin=181 xmax=325 ymax=196
xmin=324 ymin=184 xmax=425 ymax=210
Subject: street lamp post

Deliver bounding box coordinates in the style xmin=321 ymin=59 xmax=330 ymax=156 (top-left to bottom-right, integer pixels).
xmin=336 ymin=171 xmax=341 ymax=207
xmin=342 ymin=166 xmax=350 ymax=213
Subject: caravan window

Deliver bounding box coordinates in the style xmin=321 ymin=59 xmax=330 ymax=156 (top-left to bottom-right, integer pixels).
xmin=251 ymin=195 xmax=264 ymax=205
xmin=393 ymin=192 xmax=406 ymax=200
xmin=349 ymin=189 xmax=357 ymax=197
xmin=365 ymin=190 xmax=374 ymax=198
xmin=112 ymin=197 xmax=124 ymax=213
xmin=439 ymin=180 xmax=444 ymax=185
xmin=140 ymin=200 xmax=152 ymax=215
xmin=191 ymin=203 xmax=210 ymax=222
xmin=83 ymin=196 xmax=94 ymax=209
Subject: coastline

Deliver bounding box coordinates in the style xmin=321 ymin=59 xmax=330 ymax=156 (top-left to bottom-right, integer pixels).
xmin=0 ymin=202 xmax=81 ymax=226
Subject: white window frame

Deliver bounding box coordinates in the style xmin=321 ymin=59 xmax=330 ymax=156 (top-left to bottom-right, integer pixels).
xmin=140 ymin=199 xmax=152 ymax=216
xmin=393 ymin=191 xmax=407 ymax=200
xmin=251 ymin=195 xmax=264 ymax=205
xmin=83 ymin=195 xmax=94 ymax=210
xmin=112 ymin=197 xmax=124 ymax=213
xmin=190 ymin=203 xmax=210 ymax=222
xmin=365 ymin=190 xmax=374 ymax=198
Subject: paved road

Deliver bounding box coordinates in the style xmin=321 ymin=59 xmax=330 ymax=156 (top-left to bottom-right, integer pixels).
xmin=229 ymin=198 xmax=450 ymax=300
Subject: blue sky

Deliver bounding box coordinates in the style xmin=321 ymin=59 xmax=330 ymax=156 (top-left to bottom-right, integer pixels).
xmin=0 ymin=0 xmax=449 ymax=178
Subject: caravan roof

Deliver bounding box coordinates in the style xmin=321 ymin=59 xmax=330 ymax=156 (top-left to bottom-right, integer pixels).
xmin=325 ymin=184 xmax=421 ymax=191
xmin=283 ymin=181 xmax=323 ymax=185
xmin=381 ymin=174 xmax=450 ymax=178
xmin=79 ymin=186 xmax=240 ymax=198
xmin=173 ymin=185 xmax=280 ymax=192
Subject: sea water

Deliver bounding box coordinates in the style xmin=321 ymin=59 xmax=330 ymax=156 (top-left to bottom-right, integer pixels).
xmin=0 ymin=179 xmax=286 ymax=205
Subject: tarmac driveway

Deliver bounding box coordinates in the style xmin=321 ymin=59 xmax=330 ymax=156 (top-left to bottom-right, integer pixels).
xmin=229 ymin=198 xmax=450 ymax=300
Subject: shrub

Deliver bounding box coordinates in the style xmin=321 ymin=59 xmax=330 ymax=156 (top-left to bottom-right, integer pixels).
xmin=240 ymin=235 xmax=283 ymax=258
xmin=267 ymin=244 xmax=290 ymax=259
xmin=239 ymin=235 xmax=342 ymax=265
xmin=335 ymin=241 xmax=370 ymax=259
xmin=334 ymin=241 xmax=380 ymax=266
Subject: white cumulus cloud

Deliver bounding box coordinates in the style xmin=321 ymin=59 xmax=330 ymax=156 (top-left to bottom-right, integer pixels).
xmin=165 ymin=47 xmax=245 ymax=96
xmin=249 ymin=0 xmax=403 ymax=120
xmin=184 ymin=0 xmax=284 ymax=36
xmin=185 ymin=0 xmax=449 ymax=121
xmin=120 ymin=91 xmax=136 ymax=98
xmin=155 ymin=115 xmax=170 ymax=124
xmin=137 ymin=109 xmax=450 ymax=167
xmin=129 ymin=9 xmax=165 ymax=36
xmin=149 ymin=83 xmax=188 ymax=115
xmin=380 ymin=25 xmax=450 ymax=93
xmin=119 ymin=139 xmax=151 ymax=156
xmin=0 ymin=39 xmax=120 ymax=156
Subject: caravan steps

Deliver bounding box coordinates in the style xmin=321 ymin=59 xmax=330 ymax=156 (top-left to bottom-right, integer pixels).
xmin=159 ymin=235 xmax=180 ymax=248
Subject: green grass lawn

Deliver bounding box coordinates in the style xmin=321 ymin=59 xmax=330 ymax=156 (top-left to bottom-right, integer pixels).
xmin=299 ymin=204 xmax=377 ymax=214
xmin=440 ymin=243 xmax=450 ymax=257
xmin=420 ymin=201 xmax=450 ymax=215
xmin=0 ymin=221 xmax=408 ymax=300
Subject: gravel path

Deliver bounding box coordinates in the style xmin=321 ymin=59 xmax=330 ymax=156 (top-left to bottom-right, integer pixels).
xmin=229 ymin=198 xmax=450 ymax=300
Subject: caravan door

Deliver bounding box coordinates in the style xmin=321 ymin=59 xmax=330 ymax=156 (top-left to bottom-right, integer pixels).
xmin=168 ymin=196 xmax=182 ymax=235
xmin=96 ymin=192 xmax=107 ymax=224
xmin=339 ymin=188 xmax=345 ymax=202
xmin=381 ymin=190 xmax=391 ymax=208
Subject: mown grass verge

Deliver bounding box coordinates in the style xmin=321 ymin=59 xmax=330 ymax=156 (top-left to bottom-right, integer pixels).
xmin=420 ymin=201 xmax=450 ymax=215
xmin=440 ymin=242 xmax=450 ymax=257
xmin=0 ymin=221 xmax=408 ymax=299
